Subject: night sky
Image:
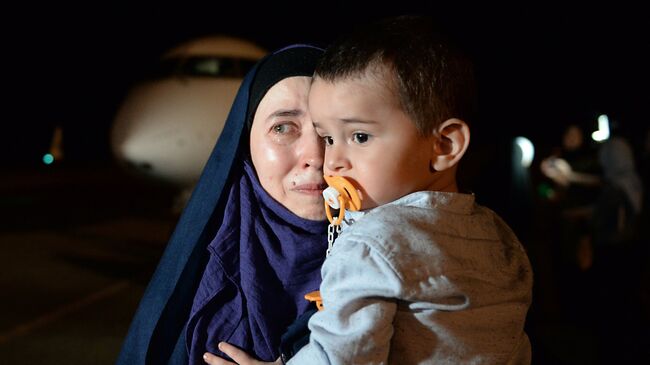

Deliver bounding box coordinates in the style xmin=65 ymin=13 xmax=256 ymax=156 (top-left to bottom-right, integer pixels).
xmin=5 ymin=3 xmax=649 ymax=166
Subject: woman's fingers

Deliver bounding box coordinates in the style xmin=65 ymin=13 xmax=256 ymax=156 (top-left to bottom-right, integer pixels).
xmin=203 ymin=343 xmax=281 ymax=365
xmin=203 ymin=351 xmax=236 ymax=365
xmin=218 ymin=342 xmax=258 ymax=364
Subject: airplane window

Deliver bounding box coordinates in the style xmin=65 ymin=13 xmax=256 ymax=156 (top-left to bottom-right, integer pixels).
xmin=193 ymin=58 xmax=221 ymax=75
xmin=185 ymin=57 xmax=233 ymax=77
xmin=143 ymin=57 xmax=259 ymax=80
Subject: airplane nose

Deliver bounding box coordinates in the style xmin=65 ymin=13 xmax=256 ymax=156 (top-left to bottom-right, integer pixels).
xmin=113 ymin=126 xmax=172 ymax=170
xmin=111 ymin=111 xmax=194 ymax=185
xmin=110 ymin=78 xmax=240 ymax=187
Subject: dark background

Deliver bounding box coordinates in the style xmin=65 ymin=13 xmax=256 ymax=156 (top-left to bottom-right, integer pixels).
xmin=4 ymin=2 xmax=649 ymax=166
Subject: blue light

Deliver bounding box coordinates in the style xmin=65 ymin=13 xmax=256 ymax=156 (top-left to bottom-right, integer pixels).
xmin=43 ymin=153 xmax=54 ymax=165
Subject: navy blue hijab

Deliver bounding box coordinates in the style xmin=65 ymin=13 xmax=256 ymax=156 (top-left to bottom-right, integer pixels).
xmin=116 ymin=45 xmax=326 ymax=365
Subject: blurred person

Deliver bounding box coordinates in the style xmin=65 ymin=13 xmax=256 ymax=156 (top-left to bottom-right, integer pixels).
xmin=589 ymin=134 xmax=645 ymax=363
xmin=540 ymin=123 xmax=601 ymax=271
xmin=542 ymin=127 xmax=646 ymax=361
xmin=543 ymin=131 xmax=643 ymax=261
xmin=591 ymin=136 xmax=643 ymax=247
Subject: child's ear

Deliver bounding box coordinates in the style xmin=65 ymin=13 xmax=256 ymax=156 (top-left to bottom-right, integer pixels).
xmin=430 ymin=118 xmax=470 ymax=171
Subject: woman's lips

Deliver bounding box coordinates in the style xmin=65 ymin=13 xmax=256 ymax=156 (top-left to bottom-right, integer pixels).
xmin=292 ymin=183 xmax=327 ymax=195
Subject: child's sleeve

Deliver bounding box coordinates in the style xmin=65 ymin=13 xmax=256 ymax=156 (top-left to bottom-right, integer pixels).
xmin=288 ymin=237 xmax=401 ymax=365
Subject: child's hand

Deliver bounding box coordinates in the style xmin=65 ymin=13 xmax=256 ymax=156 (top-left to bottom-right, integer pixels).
xmin=203 ymin=342 xmax=282 ymax=365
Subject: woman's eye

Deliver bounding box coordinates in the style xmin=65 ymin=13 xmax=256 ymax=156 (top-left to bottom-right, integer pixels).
xmin=352 ymin=133 xmax=370 ymax=144
xmin=272 ymin=123 xmax=297 ymax=134
xmin=323 ymin=136 xmax=334 ymax=146
xmin=268 ymin=122 xmax=300 ymax=145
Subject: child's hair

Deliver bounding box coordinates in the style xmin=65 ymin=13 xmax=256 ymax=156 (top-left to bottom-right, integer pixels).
xmin=315 ymin=15 xmax=476 ymax=136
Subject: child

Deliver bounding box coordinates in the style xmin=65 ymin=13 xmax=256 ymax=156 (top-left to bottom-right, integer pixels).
xmin=208 ymin=15 xmax=533 ymax=365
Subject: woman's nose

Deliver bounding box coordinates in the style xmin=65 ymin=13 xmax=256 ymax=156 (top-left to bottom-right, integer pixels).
xmin=300 ymin=132 xmax=324 ymax=169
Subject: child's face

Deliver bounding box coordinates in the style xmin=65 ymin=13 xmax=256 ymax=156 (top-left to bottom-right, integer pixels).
xmin=309 ymin=74 xmax=437 ymax=210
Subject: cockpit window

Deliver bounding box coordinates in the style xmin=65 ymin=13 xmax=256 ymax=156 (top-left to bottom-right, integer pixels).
xmin=144 ymin=56 xmax=258 ymax=80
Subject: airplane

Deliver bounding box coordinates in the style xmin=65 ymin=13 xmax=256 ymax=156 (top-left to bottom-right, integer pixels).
xmin=110 ymin=35 xmax=266 ymax=210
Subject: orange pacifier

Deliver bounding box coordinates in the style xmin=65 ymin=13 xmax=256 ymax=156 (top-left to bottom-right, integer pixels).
xmin=322 ymin=175 xmax=362 ymax=225
xmin=304 ymin=290 xmax=324 ymax=311
xmin=304 ymin=176 xmax=362 ymax=312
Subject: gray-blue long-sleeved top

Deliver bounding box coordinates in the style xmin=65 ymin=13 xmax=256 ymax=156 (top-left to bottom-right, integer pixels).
xmin=289 ymin=191 xmax=533 ymax=365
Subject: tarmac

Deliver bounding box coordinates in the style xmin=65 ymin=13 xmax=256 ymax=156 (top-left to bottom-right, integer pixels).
xmin=0 ymin=163 xmax=177 ymax=365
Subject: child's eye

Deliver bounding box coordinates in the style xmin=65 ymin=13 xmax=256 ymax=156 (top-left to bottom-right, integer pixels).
xmin=323 ymin=136 xmax=334 ymax=146
xmin=352 ymin=133 xmax=370 ymax=144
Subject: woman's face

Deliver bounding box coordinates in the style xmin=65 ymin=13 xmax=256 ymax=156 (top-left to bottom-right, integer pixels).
xmin=250 ymin=76 xmax=326 ymax=220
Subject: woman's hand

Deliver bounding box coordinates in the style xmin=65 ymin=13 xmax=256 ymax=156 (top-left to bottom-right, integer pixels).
xmin=203 ymin=342 xmax=282 ymax=365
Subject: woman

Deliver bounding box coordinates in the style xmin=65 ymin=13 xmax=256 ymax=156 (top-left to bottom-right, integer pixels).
xmin=116 ymin=45 xmax=327 ymax=365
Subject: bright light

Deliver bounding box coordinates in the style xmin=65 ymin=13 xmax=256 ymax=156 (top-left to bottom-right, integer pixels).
xmin=515 ymin=136 xmax=535 ymax=168
xmin=591 ymin=114 xmax=610 ymax=142
xmin=42 ymin=153 xmax=54 ymax=165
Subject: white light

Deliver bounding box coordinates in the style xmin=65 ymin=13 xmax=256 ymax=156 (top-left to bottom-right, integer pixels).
xmin=515 ymin=136 xmax=535 ymax=168
xmin=591 ymin=114 xmax=610 ymax=142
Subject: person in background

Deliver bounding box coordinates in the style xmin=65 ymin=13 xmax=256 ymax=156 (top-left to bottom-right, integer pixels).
xmin=542 ymin=125 xmax=646 ymax=362
xmin=540 ymin=123 xmax=601 ymax=271
xmin=591 ymin=136 xmax=643 ymax=247
xmin=590 ymin=134 xmax=645 ymax=363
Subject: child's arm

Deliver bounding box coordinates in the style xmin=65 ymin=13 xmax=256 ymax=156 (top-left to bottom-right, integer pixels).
xmin=288 ymin=239 xmax=400 ymax=364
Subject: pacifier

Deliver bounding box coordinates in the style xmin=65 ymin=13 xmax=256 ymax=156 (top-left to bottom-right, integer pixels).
xmin=304 ymin=176 xmax=362 ymax=312
xmin=322 ymin=175 xmax=362 ymax=225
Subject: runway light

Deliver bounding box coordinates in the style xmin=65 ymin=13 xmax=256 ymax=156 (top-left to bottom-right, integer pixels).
xmin=515 ymin=136 xmax=535 ymax=168
xmin=591 ymin=114 xmax=610 ymax=142
xmin=537 ymin=182 xmax=556 ymax=199
xmin=42 ymin=153 xmax=54 ymax=165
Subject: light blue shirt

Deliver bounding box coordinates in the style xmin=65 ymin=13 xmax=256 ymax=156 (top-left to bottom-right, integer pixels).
xmin=288 ymin=191 xmax=533 ymax=365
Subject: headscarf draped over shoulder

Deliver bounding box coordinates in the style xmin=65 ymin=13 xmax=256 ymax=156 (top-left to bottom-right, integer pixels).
xmin=116 ymin=45 xmax=325 ymax=365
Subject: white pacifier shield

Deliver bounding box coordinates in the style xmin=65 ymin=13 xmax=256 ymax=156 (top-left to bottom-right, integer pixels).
xmin=322 ymin=186 xmax=341 ymax=209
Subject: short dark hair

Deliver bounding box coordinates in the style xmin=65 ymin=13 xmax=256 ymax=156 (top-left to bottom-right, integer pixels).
xmin=315 ymin=15 xmax=476 ymax=136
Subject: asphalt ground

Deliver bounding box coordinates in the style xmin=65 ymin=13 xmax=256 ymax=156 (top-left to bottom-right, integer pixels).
xmin=0 ymin=163 xmax=177 ymax=365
